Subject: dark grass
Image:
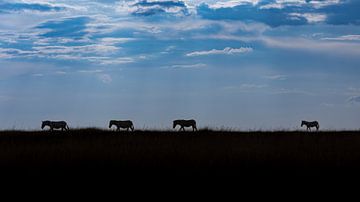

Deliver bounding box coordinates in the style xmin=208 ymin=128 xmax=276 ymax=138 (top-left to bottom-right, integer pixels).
xmin=1 ymin=129 xmax=360 ymax=183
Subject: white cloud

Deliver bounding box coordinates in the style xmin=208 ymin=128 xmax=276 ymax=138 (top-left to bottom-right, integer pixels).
xmin=165 ymin=45 xmax=176 ymax=51
xmin=308 ymin=0 xmax=341 ymax=8
xmin=321 ymin=35 xmax=360 ymax=41
xmin=186 ymin=47 xmax=253 ymax=56
xmin=260 ymin=0 xmax=341 ymax=9
xmin=260 ymin=3 xmax=285 ymax=9
xmin=100 ymin=37 xmax=136 ymax=45
xmin=222 ymin=83 xmax=268 ymax=93
xmin=98 ymin=57 xmax=134 ymax=65
xmin=163 ymin=63 xmax=207 ymax=69
xmin=0 ymin=43 xmax=137 ymax=65
xmin=206 ymin=0 xmax=260 ymax=9
xmin=115 ymin=0 xmax=189 ymax=16
xmin=33 ymin=44 xmax=119 ymax=55
xmin=55 ymin=70 xmax=66 ymax=75
xmin=78 ymin=69 xmax=103 ymax=74
xmin=98 ymin=74 xmax=112 ymax=84
xmin=240 ymin=84 xmax=267 ymax=89
xmin=264 ymin=75 xmax=287 ymax=81
xmin=289 ymin=13 xmax=327 ymax=23
xmin=261 ymin=36 xmax=360 ymax=56
xmin=270 ymin=88 xmax=315 ymax=95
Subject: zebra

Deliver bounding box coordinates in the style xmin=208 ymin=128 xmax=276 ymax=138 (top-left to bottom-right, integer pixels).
xmin=41 ymin=120 xmax=69 ymax=131
xmin=173 ymin=119 xmax=197 ymax=131
xmin=301 ymin=120 xmax=320 ymax=131
xmin=109 ymin=120 xmax=134 ymax=131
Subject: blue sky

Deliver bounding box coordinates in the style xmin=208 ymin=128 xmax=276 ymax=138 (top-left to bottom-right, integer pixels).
xmin=0 ymin=0 xmax=360 ymax=130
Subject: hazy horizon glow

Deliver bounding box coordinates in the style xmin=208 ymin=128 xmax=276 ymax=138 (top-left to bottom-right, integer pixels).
xmin=0 ymin=0 xmax=360 ymax=130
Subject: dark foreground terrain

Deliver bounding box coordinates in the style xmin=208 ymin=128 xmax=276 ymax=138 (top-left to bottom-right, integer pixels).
xmin=1 ymin=129 xmax=360 ymax=183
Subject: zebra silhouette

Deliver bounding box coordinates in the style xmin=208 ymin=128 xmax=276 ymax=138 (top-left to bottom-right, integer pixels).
xmin=41 ymin=120 xmax=69 ymax=131
xmin=173 ymin=119 xmax=197 ymax=131
xmin=109 ymin=120 xmax=134 ymax=131
xmin=301 ymin=120 xmax=319 ymax=131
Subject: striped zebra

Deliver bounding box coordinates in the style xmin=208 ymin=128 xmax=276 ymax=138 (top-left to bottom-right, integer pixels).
xmin=109 ymin=120 xmax=134 ymax=131
xmin=41 ymin=120 xmax=69 ymax=131
xmin=173 ymin=119 xmax=197 ymax=131
xmin=301 ymin=120 xmax=320 ymax=131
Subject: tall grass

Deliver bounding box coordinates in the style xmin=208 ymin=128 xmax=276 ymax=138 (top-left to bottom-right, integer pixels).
xmin=0 ymin=129 xmax=360 ymax=178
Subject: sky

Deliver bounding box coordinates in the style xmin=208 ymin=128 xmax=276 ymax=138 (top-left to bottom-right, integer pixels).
xmin=0 ymin=0 xmax=359 ymax=130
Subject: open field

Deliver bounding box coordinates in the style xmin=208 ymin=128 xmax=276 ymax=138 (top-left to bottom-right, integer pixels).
xmin=1 ymin=129 xmax=360 ymax=181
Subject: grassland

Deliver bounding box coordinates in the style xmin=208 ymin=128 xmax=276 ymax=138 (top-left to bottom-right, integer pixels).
xmin=1 ymin=129 xmax=360 ymax=180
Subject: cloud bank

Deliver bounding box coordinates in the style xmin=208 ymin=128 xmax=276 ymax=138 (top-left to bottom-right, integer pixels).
xmin=186 ymin=47 xmax=253 ymax=56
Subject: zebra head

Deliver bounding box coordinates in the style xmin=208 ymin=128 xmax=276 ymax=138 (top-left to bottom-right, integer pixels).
xmin=301 ymin=120 xmax=305 ymax=127
xmin=109 ymin=120 xmax=114 ymax=128
xmin=41 ymin=120 xmax=49 ymax=129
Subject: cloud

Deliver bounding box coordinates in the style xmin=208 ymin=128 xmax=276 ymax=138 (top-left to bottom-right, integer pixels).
xmin=196 ymin=0 xmax=359 ymax=26
xmin=55 ymin=70 xmax=66 ymax=75
xmin=289 ymin=13 xmax=327 ymax=23
xmin=320 ymin=0 xmax=360 ymax=25
xmin=222 ymin=83 xmax=268 ymax=93
xmin=36 ymin=16 xmax=90 ymax=38
xmin=32 ymin=73 xmax=44 ymax=77
xmin=78 ymin=69 xmax=103 ymax=74
xmin=348 ymin=96 xmax=360 ymax=103
xmin=163 ymin=63 xmax=207 ymax=69
xmin=239 ymin=83 xmax=268 ymax=89
xmin=0 ymin=45 xmax=136 ymax=65
xmin=186 ymin=47 xmax=253 ymax=56
xmin=0 ymin=2 xmax=65 ymax=13
xmin=97 ymin=57 xmax=135 ymax=65
xmin=196 ymin=3 xmax=307 ymax=27
xmin=321 ymin=35 xmax=360 ymax=41
xmin=98 ymin=74 xmax=112 ymax=84
xmin=100 ymin=37 xmax=136 ymax=45
xmin=259 ymin=0 xmax=342 ymax=10
xmin=260 ymin=36 xmax=360 ymax=56
xmin=320 ymin=103 xmax=335 ymax=107
xmin=347 ymin=87 xmax=360 ymax=94
xmin=264 ymin=75 xmax=287 ymax=81
xmin=77 ymin=69 xmax=112 ymax=83
xmin=117 ymin=0 xmax=189 ymax=16
xmin=32 ymin=44 xmax=119 ymax=55
xmin=206 ymin=0 xmax=260 ymax=9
